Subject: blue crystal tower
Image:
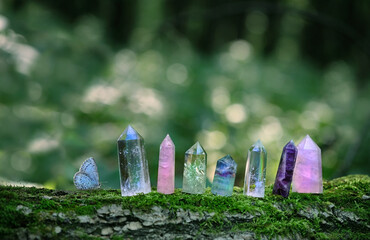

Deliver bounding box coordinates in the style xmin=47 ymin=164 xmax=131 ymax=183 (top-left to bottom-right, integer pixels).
xmin=182 ymin=142 xmax=207 ymax=194
xmin=211 ymin=155 xmax=237 ymax=196
xmin=243 ymin=140 xmax=267 ymax=198
xmin=117 ymin=125 xmax=151 ymax=196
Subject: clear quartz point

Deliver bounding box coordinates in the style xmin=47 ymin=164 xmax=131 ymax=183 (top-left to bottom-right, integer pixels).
xmin=117 ymin=125 xmax=151 ymax=196
xmin=243 ymin=140 xmax=267 ymax=198
xmin=182 ymin=142 xmax=207 ymax=194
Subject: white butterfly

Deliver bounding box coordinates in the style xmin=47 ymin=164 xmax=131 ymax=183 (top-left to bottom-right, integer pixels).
xmin=73 ymin=157 xmax=100 ymax=190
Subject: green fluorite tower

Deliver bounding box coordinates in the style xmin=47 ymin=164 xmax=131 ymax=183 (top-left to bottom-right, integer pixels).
xmin=243 ymin=140 xmax=267 ymax=198
xmin=182 ymin=142 xmax=207 ymax=194
xmin=211 ymin=155 xmax=237 ymax=196
xmin=117 ymin=125 xmax=151 ymax=196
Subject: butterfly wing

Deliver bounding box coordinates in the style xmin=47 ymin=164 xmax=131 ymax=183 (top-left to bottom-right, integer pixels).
xmin=74 ymin=157 xmax=100 ymax=190
xmin=74 ymin=172 xmax=99 ymax=190
xmin=79 ymin=157 xmax=99 ymax=184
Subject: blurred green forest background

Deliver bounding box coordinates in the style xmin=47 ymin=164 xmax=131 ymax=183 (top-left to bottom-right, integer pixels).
xmin=0 ymin=0 xmax=369 ymax=190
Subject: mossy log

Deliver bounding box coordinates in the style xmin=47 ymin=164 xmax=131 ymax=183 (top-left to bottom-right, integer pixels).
xmin=0 ymin=175 xmax=369 ymax=240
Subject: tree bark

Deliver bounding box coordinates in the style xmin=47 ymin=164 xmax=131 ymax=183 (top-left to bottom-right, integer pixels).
xmin=0 ymin=175 xmax=369 ymax=239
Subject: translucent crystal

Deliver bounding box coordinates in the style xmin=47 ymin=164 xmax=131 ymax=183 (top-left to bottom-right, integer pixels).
xmin=211 ymin=155 xmax=237 ymax=196
xmin=243 ymin=140 xmax=267 ymax=198
xmin=182 ymin=142 xmax=207 ymax=194
xmin=273 ymin=140 xmax=298 ymax=197
xmin=117 ymin=125 xmax=151 ymax=196
xmin=157 ymin=134 xmax=175 ymax=194
xmin=292 ymin=135 xmax=323 ymax=193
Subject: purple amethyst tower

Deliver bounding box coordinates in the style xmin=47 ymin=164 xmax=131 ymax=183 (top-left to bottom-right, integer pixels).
xmin=272 ymin=140 xmax=298 ymax=198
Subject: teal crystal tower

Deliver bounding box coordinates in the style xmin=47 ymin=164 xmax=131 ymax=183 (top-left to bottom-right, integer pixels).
xmin=182 ymin=142 xmax=207 ymax=194
xmin=243 ymin=140 xmax=267 ymax=198
xmin=211 ymin=155 xmax=237 ymax=196
xmin=117 ymin=125 xmax=151 ymax=196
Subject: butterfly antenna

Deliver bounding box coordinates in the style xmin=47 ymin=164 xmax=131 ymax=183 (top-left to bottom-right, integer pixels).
xmin=98 ymin=181 xmax=112 ymax=190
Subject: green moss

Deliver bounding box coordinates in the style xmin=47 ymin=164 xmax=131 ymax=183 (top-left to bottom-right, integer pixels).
xmin=0 ymin=205 xmax=34 ymax=229
xmin=0 ymin=175 xmax=369 ymax=239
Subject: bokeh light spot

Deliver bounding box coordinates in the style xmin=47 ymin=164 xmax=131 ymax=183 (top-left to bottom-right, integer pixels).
xmin=299 ymin=111 xmax=319 ymax=130
xmin=0 ymin=15 xmax=8 ymax=31
xmin=166 ymin=63 xmax=188 ymax=84
xmin=225 ymin=104 xmax=248 ymax=124
xmin=253 ymin=116 xmax=283 ymax=143
xmin=211 ymin=87 xmax=230 ymax=113
xmin=202 ymin=130 xmax=227 ymax=150
xmin=128 ymin=88 xmax=163 ymax=116
xmin=114 ymin=49 xmax=137 ymax=75
xmin=229 ymin=40 xmax=251 ymax=61
xmin=28 ymin=137 xmax=59 ymax=153
xmin=84 ymin=84 xmax=121 ymax=105
xmin=11 ymin=152 xmax=32 ymax=172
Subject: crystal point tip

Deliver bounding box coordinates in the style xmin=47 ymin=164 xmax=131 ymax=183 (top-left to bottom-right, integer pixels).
xmin=222 ymin=155 xmax=237 ymax=167
xmin=118 ymin=125 xmax=142 ymax=141
xmin=299 ymin=135 xmax=319 ymax=150
xmin=186 ymin=141 xmax=205 ymax=155
xmin=161 ymin=134 xmax=174 ymax=146
xmin=255 ymin=139 xmax=263 ymax=147
xmin=221 ymin=154 xmax=234 ymax=161
xmin=285 ymin=140 xmax=296 ymax=149
xmin=251 ymin=139 xmax=265 ymax=152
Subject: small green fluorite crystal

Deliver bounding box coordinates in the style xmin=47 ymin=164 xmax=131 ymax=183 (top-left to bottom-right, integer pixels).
xmin=211 ymin=155 xmax=237 ymax=196
xmin=182 ymin=142 xmax=207 ymax=194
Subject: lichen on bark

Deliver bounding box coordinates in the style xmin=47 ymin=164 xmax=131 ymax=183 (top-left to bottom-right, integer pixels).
xmin=0 ymin=175 xmax=369 ymax=239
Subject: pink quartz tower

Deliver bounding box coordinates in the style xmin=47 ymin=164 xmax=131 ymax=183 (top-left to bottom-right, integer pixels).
xmin=157 ymin=134 xmax=175 ymax=194
xmin=292 ymin=135 xmax=323 ymax=194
